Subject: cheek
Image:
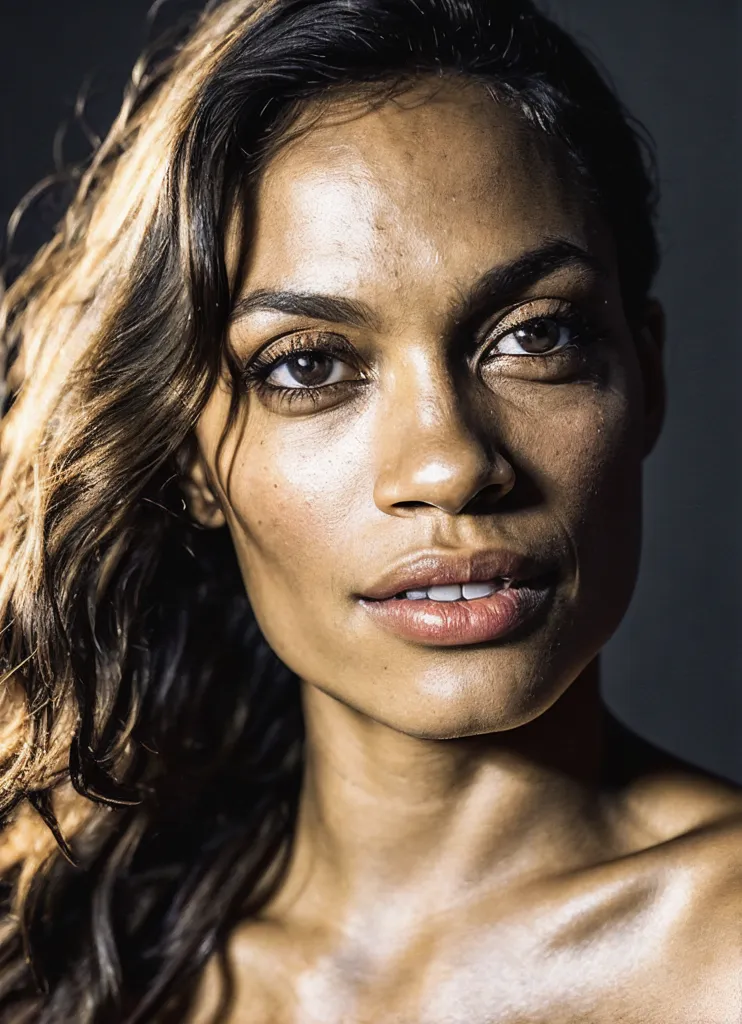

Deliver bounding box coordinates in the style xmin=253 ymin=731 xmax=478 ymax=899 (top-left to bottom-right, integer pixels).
xmin=510 ymin=375 xmax=644 ymax=630
xmin=225 ymin=420 xmax=368 ymax=599
xmin=501 ymin=373 xmax=642 ymax=516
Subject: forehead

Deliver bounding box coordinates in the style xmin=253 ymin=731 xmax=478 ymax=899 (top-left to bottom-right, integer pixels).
xmin=240 ymin=81 xmax=610 ymax=308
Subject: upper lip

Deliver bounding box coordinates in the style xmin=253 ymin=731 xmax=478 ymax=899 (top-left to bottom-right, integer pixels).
xmin=359 ymin=549 xmax=548 ymax=601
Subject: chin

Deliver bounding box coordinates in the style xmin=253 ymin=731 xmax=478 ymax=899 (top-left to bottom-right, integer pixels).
xmin=342 ymin=658 xmax=576 ymax=740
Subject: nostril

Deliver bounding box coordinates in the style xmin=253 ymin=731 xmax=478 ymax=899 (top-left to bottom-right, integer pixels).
xmin=464 ymin=482 xmax=514 ymax=514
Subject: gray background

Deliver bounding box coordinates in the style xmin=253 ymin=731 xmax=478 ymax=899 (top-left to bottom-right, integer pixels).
xmin=1 ymin=1 xmax=739 ymax=779
xmin=543 ymin=0 xmax=741 ymax=782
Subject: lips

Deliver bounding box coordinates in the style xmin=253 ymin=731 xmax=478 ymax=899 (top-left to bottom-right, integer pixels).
xmin=356 ymin=548 xmax=556 ymax=646
xmin=358 ymin=578 xmax=554 ymax=646
xmin=358 ymin=549 xmax=545 ymax=602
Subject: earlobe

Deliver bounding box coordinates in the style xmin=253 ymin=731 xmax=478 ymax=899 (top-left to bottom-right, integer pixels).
xmin=176 ymin=437 xmax=227 ymax=529
xmin=637 ymin=298 xmax=666 ymax=457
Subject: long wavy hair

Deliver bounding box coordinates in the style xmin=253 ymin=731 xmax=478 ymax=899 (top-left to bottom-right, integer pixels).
xmin=0 ymin=0 xmax=659 ymax=1019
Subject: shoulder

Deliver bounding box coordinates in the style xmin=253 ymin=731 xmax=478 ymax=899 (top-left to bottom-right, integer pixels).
xmin=610 ymin=770 xmax=742 ymax=1022
xmin=607 ymin=722 xmax=742 ymax=845
xmin=615 ymin=759 xmax=742 ymax=923
xmin=535 ymin=799 xmax=742 ymax=1023
xmin=667 ymin=813 xmax=742 ymax=1022
xmin=603 ymin=711 xmax=742 ymax=853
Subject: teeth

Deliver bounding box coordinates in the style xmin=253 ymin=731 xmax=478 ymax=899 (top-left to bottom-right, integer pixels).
xmin=397 ymin=578 xmax=515 ymax=601
xmin=461 ymin=581 xmax=498 ymax=600
xmin=427 ymin=584 xmax=463 ymax=602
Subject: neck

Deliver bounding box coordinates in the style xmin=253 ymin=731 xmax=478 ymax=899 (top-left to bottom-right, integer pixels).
xmin=272 ymin=660 xmax=624 ymax=923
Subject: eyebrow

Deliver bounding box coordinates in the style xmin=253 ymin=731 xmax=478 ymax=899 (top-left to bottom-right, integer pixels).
xmin=447 ymin=238 xmax=607 ymax=328
xmin=229 ymin=238 xmax=607 ymax=331
xmin=230 ymin=289 xmax=380 ymax=330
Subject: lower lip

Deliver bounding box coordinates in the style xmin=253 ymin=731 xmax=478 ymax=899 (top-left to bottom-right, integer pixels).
xmin=358 ymin=582 xmax=553 ymax=647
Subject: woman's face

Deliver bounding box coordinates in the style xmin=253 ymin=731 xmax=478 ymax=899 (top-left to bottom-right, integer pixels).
xmin=191 ymin=80 xmax=662 ymax=738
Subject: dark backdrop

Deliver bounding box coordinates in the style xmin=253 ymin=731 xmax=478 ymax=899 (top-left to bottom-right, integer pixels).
xmin=1 ymin=1 xmax=739 ymax=780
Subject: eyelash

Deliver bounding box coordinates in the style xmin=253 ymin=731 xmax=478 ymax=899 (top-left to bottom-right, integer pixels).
xmin=238 ymin=333 xmax=361 ymax=409
xmin=237 ymin=309 xmax=606 ymax=408
xmin=492 ymin=308 xmax=607 ymax=357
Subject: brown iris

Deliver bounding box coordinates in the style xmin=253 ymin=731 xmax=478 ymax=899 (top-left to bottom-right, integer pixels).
xmin=511 ymin=317 xmax=563 ymax=354
xmin=285 ymin=352 xmax=335 ymax=386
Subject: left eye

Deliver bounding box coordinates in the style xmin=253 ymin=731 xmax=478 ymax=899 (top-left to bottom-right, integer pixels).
xmin=493 ymin=317 xmax=573 ymax=356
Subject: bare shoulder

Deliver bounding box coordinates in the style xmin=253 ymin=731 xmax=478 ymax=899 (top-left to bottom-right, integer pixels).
xmin=604 ymin=712 xmax=742 ymax=847
xmin=668 ymin=810 xmax=742 ymax=1023
xmin=611 ymin=765 xmax=742 ymax=1021
xmin=610 ymin=727 xmax=742 ymax=843
xmin=617 ymin=757 xmax=742 ymax=912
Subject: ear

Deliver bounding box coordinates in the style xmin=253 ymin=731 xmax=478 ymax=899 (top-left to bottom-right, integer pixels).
xmin=177 ymin=436 xmax=227 ymax=529
xmin=635 ymin=298 xmax=666 ymax=457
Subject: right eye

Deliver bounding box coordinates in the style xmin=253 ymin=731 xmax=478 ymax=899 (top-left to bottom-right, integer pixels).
xmin=265 ymin=350 xmax=358 ymax=389
xmin=237 ymin=331 xmax=369 ymax=410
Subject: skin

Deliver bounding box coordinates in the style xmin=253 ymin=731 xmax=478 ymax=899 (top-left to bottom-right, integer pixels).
xmin=184 ymin=80 xmax=742 ymax=1023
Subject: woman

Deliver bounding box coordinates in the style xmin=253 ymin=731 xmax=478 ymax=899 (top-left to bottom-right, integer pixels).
xmin=0 ymin=0 xmax=740 ymax=1020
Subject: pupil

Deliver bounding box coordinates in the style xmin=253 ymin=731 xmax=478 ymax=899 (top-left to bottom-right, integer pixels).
xmin=288 ymin=352 xmax=332 ymax=386
xmin=515 ymin=318 xmax=560 ymax=353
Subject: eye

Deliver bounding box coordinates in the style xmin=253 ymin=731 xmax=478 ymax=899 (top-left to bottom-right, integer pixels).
xmin=493 ymin=316 xmax=573 ymax=356
xmin=264 ymin=350 xmax=356 ymax=389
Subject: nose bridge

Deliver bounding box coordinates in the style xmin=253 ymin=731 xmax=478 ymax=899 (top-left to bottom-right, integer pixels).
xmin=373 ymin=345 xmax=511 ymax=515
xmin=398 ymin=346 xmax=476 ymax=438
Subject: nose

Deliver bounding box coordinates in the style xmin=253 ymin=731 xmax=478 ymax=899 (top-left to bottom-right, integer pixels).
xmin=373 ymin=361 xmax=515 ymax=517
